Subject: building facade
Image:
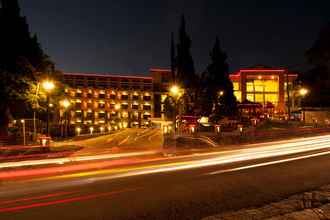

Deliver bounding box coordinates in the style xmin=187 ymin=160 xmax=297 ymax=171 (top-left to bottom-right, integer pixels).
xmin=230 ymin=66 xmax=298 ymax=113
xmin=62 ymin=73 xmax=154 ymax=134
xmin=149 ymin=66 xmax=298 ymax=117
xmin=62 ymin=66 xmax=298 ymax=134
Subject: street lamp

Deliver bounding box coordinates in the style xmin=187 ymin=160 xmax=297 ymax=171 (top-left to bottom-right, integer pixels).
xmin=42 ymin=80 xmax=55 ymax=92
xmin=42 ymin=80 xmax=55 ymax=136
xmin=298 ymin=88 xmax=309 ymax=122
xmin=89 ymin=127 xmax=94 ymax=135
xmin=76 ymin=127 xmax=81 ymax=136
xmin=60 ymin=99 xmax=71 ymax=138
xmin=170 ymin=85 xmax=183 ymax=133
xmin=21 ymin=119 xmax=26 ymax=146
xmin=299 ymin=88 xmax=309 ymax=97
xmin=170 ymin=85 xmax=180 ymax=97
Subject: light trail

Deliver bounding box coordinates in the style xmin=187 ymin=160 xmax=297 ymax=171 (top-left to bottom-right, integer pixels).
xmin=208 ymin=150 xmax=330 ymax=175
xmin=0 ymin=151 xmax=158 ymax=169
xmin=43 ymin=135 xmax=330 ymax=183
xmin=1 ymin=135 xmax=330 ymax=182
xmin=0 ymin=188 xmax=138 ymax=213
xmin=0 ymin=191 xmax=77 ymax=206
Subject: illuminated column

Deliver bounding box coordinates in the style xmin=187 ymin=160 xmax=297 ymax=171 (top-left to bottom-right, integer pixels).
xmin=278 ymin=72 xmax=285 ymax=113
xmin=241 ymin=72 xmax=247 ymax=101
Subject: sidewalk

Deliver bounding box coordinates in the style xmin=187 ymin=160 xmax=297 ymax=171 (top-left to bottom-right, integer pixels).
xmin=203 ymin=185 xmax=330 ymax=220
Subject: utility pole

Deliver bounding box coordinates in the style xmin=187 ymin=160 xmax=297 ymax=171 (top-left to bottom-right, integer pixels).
xmin=286 ymin=70 xmax=291 ymax=119
xmin=21 ymin=119 xmax=26 ymax=146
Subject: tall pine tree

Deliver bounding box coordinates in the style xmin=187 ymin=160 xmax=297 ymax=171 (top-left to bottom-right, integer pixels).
xmin=175 ymin=15 xmax=197 ymax=89
xmin=204 ymin=37 xmax=237 ymax=119
xmin=303 ymin=22 xmax=330 ymax=107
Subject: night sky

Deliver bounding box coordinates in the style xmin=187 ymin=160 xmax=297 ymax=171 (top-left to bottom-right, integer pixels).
xmin=21 ymin=0 xmax=330 ymax=75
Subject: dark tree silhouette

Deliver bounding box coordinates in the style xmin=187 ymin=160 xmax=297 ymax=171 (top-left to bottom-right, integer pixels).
xmin=172 ymin=15 xmax=198 ymax=115
xmin=0 ymin=0 xmax=59 ymax=135
xmin=303 ymin=22 xmax=330 ymax=107
xmin=202 ymin=37 xmax=237 ymax=120
xmin=175 ymin=15 xmax=197 ymax=89
xmin=170 ymin=32 xmax=176 ymax=82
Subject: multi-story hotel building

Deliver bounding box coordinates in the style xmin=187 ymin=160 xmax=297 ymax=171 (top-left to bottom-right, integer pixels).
xmin=61 ymin=66 xmax=298 ymax=134
xmin=62 ymin=73 xmax=154 ymax=134
xmin=230 ymin=66 xmax=298 ymax=112
xmin=150 ymin=65 xmax=298 ymax=117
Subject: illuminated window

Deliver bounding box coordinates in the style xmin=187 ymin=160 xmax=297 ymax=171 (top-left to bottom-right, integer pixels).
xmin=132 ymin=104 xmax=139 ymax=110
xmin=143 ymin=105 xmax=151 ymax=111
xmin=122 ymin=112 xmax=129 ymax=118
xmin=161 ymin=95 xmax=167 ymax=102
xmin=247 ymin=94 xmax=254 ymax=102
xmin=234 ymin=91 xmax=242 ymax=102
xmin=233 ymin=82 xmax=240 ymax=91
xmin=265 ymin=94 xmax=279 ymax=105
xmin=121 ymin=104 xmax=129 ymax=110
xmin=255 ymin=94 xmax=264 ymax=104
xmin=246 ymin=82 xmax=254 ymax=92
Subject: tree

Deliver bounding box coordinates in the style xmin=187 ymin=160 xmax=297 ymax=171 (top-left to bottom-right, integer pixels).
xmin=303 ymin=22 xmax=330 ymax=107
xmin=0 ymin=0 xmax=59 ymax=136
xmin=170 ymin=32 xmax=176 ymax=82
xmin=175 ymin=15 xmax=197 ymax=88
xmin=174 ymin=15 xmax=198 ymax=114
xmin=202 ymin=37 xmax=237 ymax=120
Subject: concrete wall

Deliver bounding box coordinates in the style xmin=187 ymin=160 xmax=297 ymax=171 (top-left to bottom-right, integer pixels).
xmin=304 ymin=109 xmax=330 ymax=125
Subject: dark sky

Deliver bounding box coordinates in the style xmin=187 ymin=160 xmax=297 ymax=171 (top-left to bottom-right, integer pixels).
xmin=21 ymin=0 xmax=329 ymax=75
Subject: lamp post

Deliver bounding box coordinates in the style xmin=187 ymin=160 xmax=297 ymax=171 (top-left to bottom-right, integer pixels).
xmin=42 ymin=80 xmax=55 ymax=136
xmin=170 ymin=85 xmax=183 ymax=134
xmin=33 ymin=83 xmax=41 ymax=141
xmin=21 ymin=119 xmax=26 ymax=146
xmin=298 ymin=88 xmax=309 ymax=122
xmin=60 ymin=99 xmax=71 ymax=138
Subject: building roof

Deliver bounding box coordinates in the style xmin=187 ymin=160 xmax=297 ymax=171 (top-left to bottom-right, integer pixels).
xmin=149 ymin=68 xmax=171 ymax=73
xmin=64 ymin=72 xmax=152 ymax=80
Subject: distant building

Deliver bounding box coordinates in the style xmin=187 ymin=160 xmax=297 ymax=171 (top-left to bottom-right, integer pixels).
xmin=150 ymin=65 xmax=298 ymax=115
xmin=230 ymin=66 xmax=298 ymax=113
xmin=62 ymin=73 xmax=153 ymax=134
xmin=61 ymin=65 xmax=298 ymax=134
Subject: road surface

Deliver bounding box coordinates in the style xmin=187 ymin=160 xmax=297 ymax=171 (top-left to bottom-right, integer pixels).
xmin=55 ymin=128 xmax=163 ymax=156
xmin=1 ymin=135 xmax=330 ymax=220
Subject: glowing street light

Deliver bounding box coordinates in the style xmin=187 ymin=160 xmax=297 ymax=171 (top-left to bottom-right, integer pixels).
xmin=60 ymin=99 xmax=71 ymax=138
xmin=89 ymin=127 xmax=94 ymax=135
xmin=21 ymin=119 xmax=26 ymax=146
xmin=169 ymin=85 xmax=184 ymax=134
xmin=76 ymin=127 xmax=81 ymax=136
xmin=299 ymin=88 xmax=309 ymax=96
xmin=42 ymin=80 xmax=55 ymax=92
xmin=42 ymin=80 xmax=55 ymax=136
xmin=60 ymin=99 xmax=71 ymax=109
xmin=170 ymin=85 xmax=180 ymax=97
xmin=219 ymin=90 xmax=224 ymax=96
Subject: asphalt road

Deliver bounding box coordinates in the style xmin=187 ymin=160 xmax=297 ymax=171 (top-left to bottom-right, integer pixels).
xmin=2 ymin=135 xmax=330 ymax=220
xmin=55 ymin=128 xmax=163 ymax=156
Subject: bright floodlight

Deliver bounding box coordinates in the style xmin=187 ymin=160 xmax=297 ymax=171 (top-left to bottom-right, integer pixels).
xmin=61 ymin=99 xmax=71 ymax=109
xmin=299 ymin=88 xmax=309 ymax=96
xmin=170 ymin=85 xmax=180 ymax=96
xmin=42 ymin=80 xmax=55 ymax=92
